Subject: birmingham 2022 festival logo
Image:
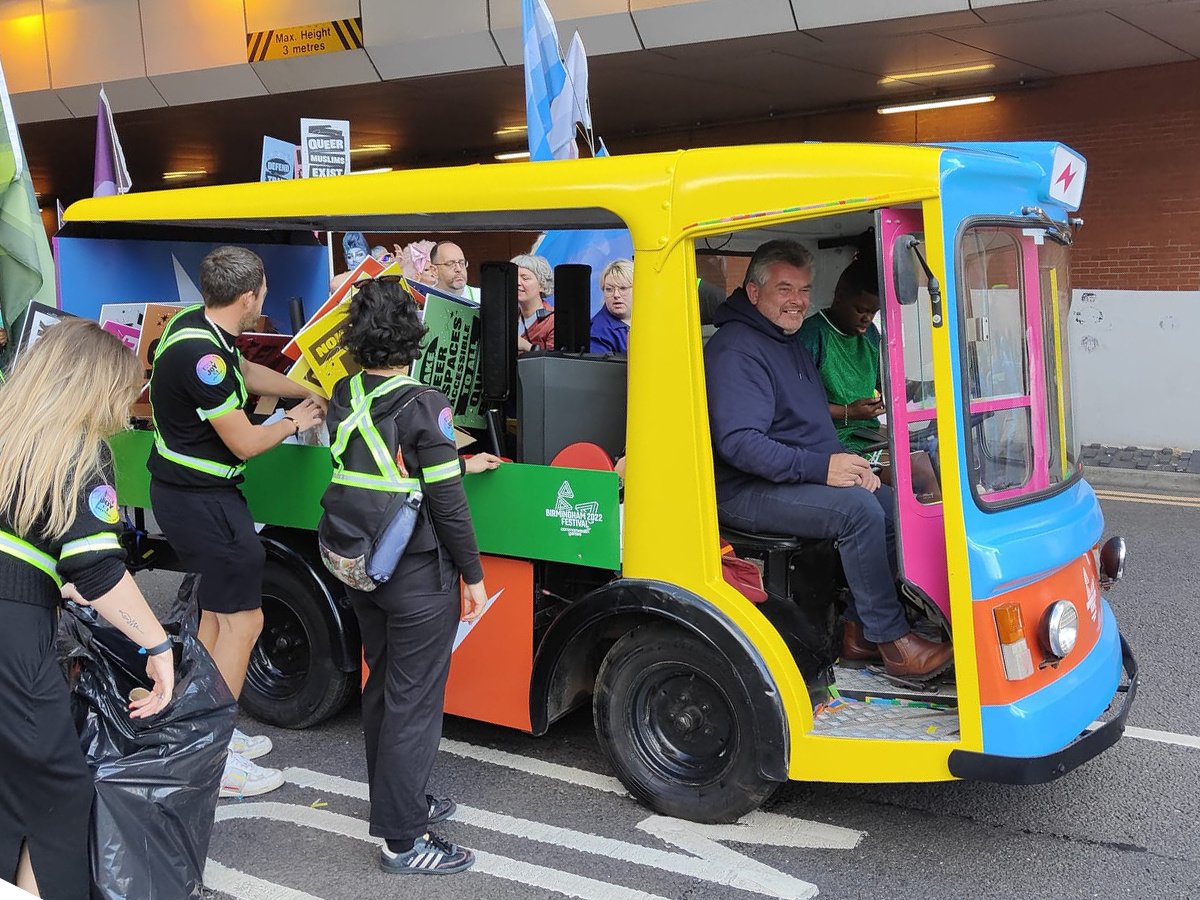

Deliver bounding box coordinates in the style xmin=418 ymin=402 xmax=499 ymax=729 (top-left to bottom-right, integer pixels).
xmin=545 ymin=481 xmax=604 ymax=538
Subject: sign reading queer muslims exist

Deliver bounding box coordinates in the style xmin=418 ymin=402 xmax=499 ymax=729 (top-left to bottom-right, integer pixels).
xmin=299 ymin=119 xmax=350 ymax=178
xmin=261 ymin=136 xmax=297 ymax=181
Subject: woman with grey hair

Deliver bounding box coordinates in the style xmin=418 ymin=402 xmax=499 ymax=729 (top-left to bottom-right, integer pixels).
xmin=511 ymin=253 xmax=555 ymax=353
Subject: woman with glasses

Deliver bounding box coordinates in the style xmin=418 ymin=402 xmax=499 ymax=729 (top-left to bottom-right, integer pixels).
xmin=590 ymin=258 xmax=633 ymax=355
xmin=511 ymin=253 xmax=555 ymax=353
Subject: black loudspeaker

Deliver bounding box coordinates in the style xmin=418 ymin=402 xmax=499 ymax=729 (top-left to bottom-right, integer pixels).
xmin=479 ymin=261 xmax=517 ymax=404
xmin=288 ymin=297 xmax=306 ymax=334
xmin=553 ymin=263 xmax=591 ymax=353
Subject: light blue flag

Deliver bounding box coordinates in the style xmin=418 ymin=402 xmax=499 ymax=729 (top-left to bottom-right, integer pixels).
xmin=523 ymin=0 xmax=568 ymax=163
xmin=520 ymin=2 xmax=634 ymax=313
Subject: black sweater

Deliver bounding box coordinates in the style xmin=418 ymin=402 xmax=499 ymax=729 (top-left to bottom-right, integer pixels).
xmin=325 ymin=377 xmax=484 ymax=584
xmin=0 ymin=454 xmax=128 ymax=608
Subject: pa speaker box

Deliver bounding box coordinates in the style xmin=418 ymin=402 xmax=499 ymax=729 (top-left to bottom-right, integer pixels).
xmin=553 ymin=263 xmax=591 ymax=353
xmin=479 ymin=261 xmax=517 ymax=403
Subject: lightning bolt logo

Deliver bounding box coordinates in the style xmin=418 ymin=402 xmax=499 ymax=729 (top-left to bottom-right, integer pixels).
xmin=1055 ymin=164 xmax=1077 ymax=192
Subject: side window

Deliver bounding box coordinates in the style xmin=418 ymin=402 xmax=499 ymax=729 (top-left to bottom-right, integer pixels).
xmin=893 ymin=233 xmax=940 ymax=505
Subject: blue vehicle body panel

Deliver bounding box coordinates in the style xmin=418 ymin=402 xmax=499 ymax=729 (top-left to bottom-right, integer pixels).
xmin=979 ymin=600 xmax=1123 ymax=757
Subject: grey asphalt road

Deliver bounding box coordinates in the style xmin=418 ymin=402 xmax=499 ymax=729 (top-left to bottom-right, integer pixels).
xmin=131 ymin=490 xmax=1199 ymax=900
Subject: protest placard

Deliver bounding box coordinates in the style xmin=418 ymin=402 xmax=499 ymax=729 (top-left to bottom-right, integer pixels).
xmin=135 ymin=304 xmax=186 ymax=375
xmin=414 ymin=294 xmax=485 ymax=429
xmin=98 ymin=302 xmax=147 ymax=329
xmin=261 ymin=136 xmax=297 ymax=181
xmin=286 ymin=353 xmax=330 ymax=399
xmin=281 ymin=255 xmax=385 ymax=361
xmin=296 ymin=301 xmax=359 ymax=395
xmin=101 ymin=320 xmax=140 ymax=352
xmin=300 ymin=118 xmax=350 ymax=178
xmin=17 ymin=302 xmax=76 ymax=355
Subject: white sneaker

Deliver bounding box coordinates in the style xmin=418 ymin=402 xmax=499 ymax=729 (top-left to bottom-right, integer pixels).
xmin=219 ymin=751 xmax=285 ymax=799
xmin=229 ymin=727 xmax=273 ymax=760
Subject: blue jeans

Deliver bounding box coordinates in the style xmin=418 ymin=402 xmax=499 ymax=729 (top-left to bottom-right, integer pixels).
xmin=719 ymin=481 xmax=910 ymax=644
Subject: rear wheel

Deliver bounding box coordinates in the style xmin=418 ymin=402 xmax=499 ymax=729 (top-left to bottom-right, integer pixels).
xmin=593 ymin=623 xmax=779 ymax=823
xmin=240 ymin=558 xmax=356 ymax=729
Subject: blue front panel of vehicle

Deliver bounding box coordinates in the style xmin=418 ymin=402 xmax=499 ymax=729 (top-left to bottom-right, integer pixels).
xmin=937 ymin=144 xmax=1102 ymax=598
xmin=980 ymin=600 xmax=1123 ymax=757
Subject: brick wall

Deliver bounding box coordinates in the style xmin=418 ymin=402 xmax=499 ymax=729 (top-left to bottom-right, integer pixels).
xmin=615 ymin=60 xmax=1200 ymax=292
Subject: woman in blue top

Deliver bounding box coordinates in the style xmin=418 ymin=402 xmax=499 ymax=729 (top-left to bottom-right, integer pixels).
xmin=590 ymin=258 xmax=633 ymax=354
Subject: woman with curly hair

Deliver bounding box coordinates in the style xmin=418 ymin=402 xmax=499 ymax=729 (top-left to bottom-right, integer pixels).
xmin=322 ymin=278 xmax=500 ymax=876
xmin=0 ymin=319 xmax=174 ymax=898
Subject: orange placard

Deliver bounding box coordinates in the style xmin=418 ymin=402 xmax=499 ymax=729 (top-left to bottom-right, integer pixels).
xmin=281 ymin=255 xmax=386 ymax=360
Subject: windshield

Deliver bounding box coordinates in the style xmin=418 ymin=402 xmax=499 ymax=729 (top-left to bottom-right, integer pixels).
xmin=957 ymin=222 xmax=1079 ymax=509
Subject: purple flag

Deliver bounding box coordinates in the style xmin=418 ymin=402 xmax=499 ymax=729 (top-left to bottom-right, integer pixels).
xmin=93 ymin=86 xmax=131 ymax=197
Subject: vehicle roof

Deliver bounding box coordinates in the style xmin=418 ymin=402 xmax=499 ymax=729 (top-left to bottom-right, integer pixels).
xmin=63 ymin=143 xmax=950 ymax=246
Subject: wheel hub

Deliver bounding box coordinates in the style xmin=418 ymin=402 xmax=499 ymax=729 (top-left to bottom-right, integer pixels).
xmin=631 ymin=666 xmax=736 ymax=783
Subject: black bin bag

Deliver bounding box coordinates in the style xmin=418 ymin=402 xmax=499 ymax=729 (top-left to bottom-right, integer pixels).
xmin=61 ymin=603 xmax=237 ymax=900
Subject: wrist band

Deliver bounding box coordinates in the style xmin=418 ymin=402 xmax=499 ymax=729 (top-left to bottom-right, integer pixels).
xmin=283 ymin=414 xmax=300 ymax=436
xmin=138 ymin=637 xmax=173 ymax=657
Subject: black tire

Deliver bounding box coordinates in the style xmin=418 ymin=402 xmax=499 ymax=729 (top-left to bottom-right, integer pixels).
xmin=593 ymin=623 xmax=779 ymax=823
xmin=240 ymin=558 xmax=356 ymax=729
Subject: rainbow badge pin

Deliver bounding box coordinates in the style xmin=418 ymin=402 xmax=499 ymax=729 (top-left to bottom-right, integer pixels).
xmin=196 ymin=354 xmax=227 ymax=385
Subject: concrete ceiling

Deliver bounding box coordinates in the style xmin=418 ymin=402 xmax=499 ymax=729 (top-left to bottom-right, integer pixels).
xmin=12 ymin=0 xmax=1200 ymax=206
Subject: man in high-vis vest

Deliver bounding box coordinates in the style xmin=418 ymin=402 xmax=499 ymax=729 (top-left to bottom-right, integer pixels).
xmin=148 ymin=245 xmax=325 ymax=798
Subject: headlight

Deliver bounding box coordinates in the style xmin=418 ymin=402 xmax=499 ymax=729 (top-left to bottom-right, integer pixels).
xmin=1045 ymin=600 xmax=1079 ymax=658
xmin=1099 ymin=536 xmax=1126 ymax=588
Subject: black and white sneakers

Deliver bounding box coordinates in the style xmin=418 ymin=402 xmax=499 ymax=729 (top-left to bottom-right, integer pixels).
xmin=379 ymin=832 xmax=475 ymax=875
xmin=427 ymin=794 xmax=456 ymax=824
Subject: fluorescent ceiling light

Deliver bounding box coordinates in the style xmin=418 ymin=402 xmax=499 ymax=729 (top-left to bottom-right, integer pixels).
xmin=494 ymin=150 xmax=531 ymax=161
xmin=348 ymin=167 xmax=393 ymax=175
xmin=350 ymin=144 xmax=392 ymax=154
xmin=494 ymin=125 xmax=528 ymax=137
xmin=879 ymin=63 xmax=996 ymax=85
xmin=877 ymin=94 xmax=996 ymax=115
xmin=162 ymin=169 xmax=207 ymax=180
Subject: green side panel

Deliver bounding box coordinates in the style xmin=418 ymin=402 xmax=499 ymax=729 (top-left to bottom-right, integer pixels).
xmin=463 ymin=463 xmax=621 ymax=570
xmin=109 ymin=430 xmax=621 ymax=569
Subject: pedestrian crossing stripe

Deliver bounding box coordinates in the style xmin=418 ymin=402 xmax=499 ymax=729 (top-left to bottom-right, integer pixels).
xmin=247 ymin=18 xmax=363 ymax=64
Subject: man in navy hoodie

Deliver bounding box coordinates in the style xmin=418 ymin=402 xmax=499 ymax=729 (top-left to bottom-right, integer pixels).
xmin=705 ymin=239 xmax=952 ymax=681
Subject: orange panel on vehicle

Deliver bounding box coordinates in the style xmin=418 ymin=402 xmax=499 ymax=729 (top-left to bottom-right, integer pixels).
xmin=973 ymin=552 xmax=1103 ymax=706
xmin=443 ymin=555 xmax=534 ymax=731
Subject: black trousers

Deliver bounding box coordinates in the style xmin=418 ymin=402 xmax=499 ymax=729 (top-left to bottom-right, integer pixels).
xmin=0 ymin=598 xmax=93 ymax=899
xmin=348 ymin=549 xmax=459 ymax=844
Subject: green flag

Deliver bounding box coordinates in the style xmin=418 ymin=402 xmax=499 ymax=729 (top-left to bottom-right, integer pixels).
xmin=0 ymin=57 xmax=55 ymax=371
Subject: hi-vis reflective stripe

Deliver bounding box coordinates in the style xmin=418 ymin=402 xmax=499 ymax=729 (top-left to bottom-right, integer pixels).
xmin=330 ymin=372 xmax=422 ymax=493
xmin=156 ymin=327 xmax=218 ymax=358
xmin=60 ymin=532 xmax=122 ymax=560
xmin=198 ymin=392 xmax=241 ymax=421
xmin=331 ymin=471 xmax=420 ymax=492
xmin=0 ymin=531 xmax=63 ymax=588
xmin=422 ymin=460 xmax=461 ymax=484
xmin=154 ymin=434 xmax=245 ymax=479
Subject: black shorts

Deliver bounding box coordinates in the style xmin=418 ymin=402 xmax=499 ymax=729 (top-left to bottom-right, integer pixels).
xmin=150 ymin=480 xmax=266 ymax=614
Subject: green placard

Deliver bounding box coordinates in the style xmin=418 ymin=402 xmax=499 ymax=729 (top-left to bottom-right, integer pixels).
xmin=109 ymin=430 xmax=621 ymax=569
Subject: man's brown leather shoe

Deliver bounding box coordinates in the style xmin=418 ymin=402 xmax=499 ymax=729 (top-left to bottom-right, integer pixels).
xmin=878 ymin=631 xmax=954 ymax=681
xmin=840 ymin=620 xmax=881 ymax=666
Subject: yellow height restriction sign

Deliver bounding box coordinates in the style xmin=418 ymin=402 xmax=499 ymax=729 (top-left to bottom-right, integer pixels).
xmin=247 ymin=18 xmax=363 ymax=62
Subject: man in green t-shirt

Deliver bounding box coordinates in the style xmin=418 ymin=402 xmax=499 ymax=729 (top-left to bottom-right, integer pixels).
xmin=799 ymin=256 xmax=941 ymax=502
xmin=797 ymin=256 xmax=885 ymax=454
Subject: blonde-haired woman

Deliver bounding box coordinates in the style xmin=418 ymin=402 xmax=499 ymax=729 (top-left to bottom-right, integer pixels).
xmin=0 ymin=318 xmax=174 ymax=898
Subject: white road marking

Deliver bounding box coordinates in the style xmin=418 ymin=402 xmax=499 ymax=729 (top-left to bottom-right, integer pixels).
xmin=1096 ymin=723 xmax=1200 ymax=751
xmin=213 ymin=801 xmax=672 ymax=900
xmin=204 ymin=860 xmax=322 ymax=900
xmin=284 ymin=767 xmax=827 ymax=899
xmin=439 ymin=737 xmax=629 ymax=794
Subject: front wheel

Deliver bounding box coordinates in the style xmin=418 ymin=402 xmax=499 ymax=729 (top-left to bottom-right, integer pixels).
xmin=240 ymin=558 xmax=356 ymax=729
xmin=593 ymin=623 xmax=779 ymax=823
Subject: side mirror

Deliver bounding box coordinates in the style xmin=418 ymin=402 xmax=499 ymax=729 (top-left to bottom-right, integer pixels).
xmin=480 ymin=261 xmax=517 ymax=404
xmin=553 ymin=263 xmax=592 ymax=353
xmin=894 ymin=236 xmax=921 ymax=305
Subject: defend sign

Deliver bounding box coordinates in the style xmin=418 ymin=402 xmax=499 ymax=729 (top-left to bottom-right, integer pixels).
xmin=247 ymin=18 xmax=363 ymax=62
xmin=300 ymin=118 xmax=350 ymax=178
